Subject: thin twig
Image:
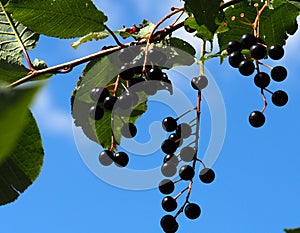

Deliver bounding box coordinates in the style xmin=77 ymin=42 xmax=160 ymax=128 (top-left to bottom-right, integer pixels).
xmin=105 ymin=25 xmax=125 ymax=47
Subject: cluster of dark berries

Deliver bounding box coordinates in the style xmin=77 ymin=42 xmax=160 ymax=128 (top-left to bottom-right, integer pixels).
xmin=159 ymin=75 xmax=215 ymax=233
xmin=98 ymin=150 xmax=129 ymax=168
xmin=227 ymin=33 xmax=288 ymax=128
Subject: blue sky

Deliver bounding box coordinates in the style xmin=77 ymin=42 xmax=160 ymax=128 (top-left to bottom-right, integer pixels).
xmin=1 ymin=1 xmax=300 ymax=233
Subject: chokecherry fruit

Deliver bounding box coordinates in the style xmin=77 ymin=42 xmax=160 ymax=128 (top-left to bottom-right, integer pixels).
xmin=118 ymin=48 xmax=137 ymax=63
xmin=119 ymin=64 xmax=135 ymax=80
xmin=249 ymin=111 xmax=265 ymax=128
xmin=250 ymin=44 xmax=267 ymax=60
xmin=161 ymin=139 xmax=178 ymax=154
xmin=160 ymin=215 xmax=179 ymax=233
xmin=162 ymin=117 xmax=177 ymax=132
xmin=240 ymin=33 xmax=257 ymax=49
xmin=103 ymin=96 xmax=118 ymax=111
xmin=168 ymin=133 xmax=182 ymax=147
xmin=98 ymin=150 xmax=114 ymax=166
xmin=148 ymin=49 xmax=167 ymax=65
xmin=268 ymin=45 xmax=284 ymax=60
xmin=89 ymin=105 xmax=104 ymax=120
xmin=199 ymin=168 xmax=215 ymax=184
xmin=254 ymin=72 xmax=271 ymax=88
xmin=184 ymin=203 xmax=201 ymax=220
xmin=179 ymin=165 xmax=195 ymax=180
xmin=90 ymin=87 xmax=110 ymax=102
xmin=164 ymin=154 xmax=179 ymax=166
xmin=228 ymin=51 xmax=245 ymax=68
xmin=161 ymin=196 xmax=178 ymax=212
xmin=191 ymin=75 xmax=208 ymax=91
xmin=176 ymin=123 xmax=192 ymax=139
xmin=114 ymin=152 xmax=129 ymax=167
xmin=226 ymin=40 xmax=242 ymax=53
xmin=180 ymin=146 xmax=196 ymax=162
xmin=118 ymin=91 xmax=139 ymax=109
xmin=121 ymin=123 xmax=137 ymax=138
xmin=159 ymin=179 xmax=175 ymax=194
xmin=161 ymin=162 xmax=177 ymax=177
xmin=272 ymin=90 xmax=288 ymax=107
xmin=148 ymin=67 xmax=164 ymax=81
xmin=238 ymin=60 xmax=255 ymax=76
xmin=271 ymin=66 xmax=287 ymax=82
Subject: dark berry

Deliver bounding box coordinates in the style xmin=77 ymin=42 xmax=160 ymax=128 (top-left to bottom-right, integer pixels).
xmin=118 ymin=48 xmax=137 ymax=63
xmin=272 ymin=90 xmax=288 ymax=107
xmin=119 ymin=64 xmax=135 ymax=80
xmin=238 ymin=60 xmax=255 ymax=76
xmin=114 ymin=152 xmax=129 ymax=167
xmin=148 ymin=67 xmax=164 ymax=80
xmin=271 ymin=66 xmax=287 ymax=82
xmin=90 ymin=87 xmax=110 ymax=102
xmin=179 ymin=165 xmax=195 ymax=180
xmin=162 ymin=117 xmax=177 ymax=132
xmin=148 ymin=49 xmax=167 ymax=65
xmin=161 ymin=163 xmax=177 ymax=177
xmin=180 ymin=147 xmax=196 ymax=162
xmin=160 ymin=215 xmax=178 ymax=232
xmin=159 ymin=179 xmax=175 ymax=194
xmin=161 ymin=139 xmax=178 ymax=154
xmin=254 ymin=72 xmax=270 ymax=88
xmin=226 ymin=40 xmax=242 ymax=53
xmin=199 ymin=168 xmax=215 ymax=184
xmin=128 ymin=77 xmax=145 ymax=87
xmin=161 ymin=196 xmax=177 ymax=212
xmin=176 ymin=123 xmax=192 ymax=139
xmin=163 ymin=154 xmax=179 ymax=166
xmin=168 ymin=133 xmax=182 ymax=147
xmin=184 ymin=203 xmax=201 ymax=220
xmin=118 ymin=91 xmax=139 ymax=109
xmin=89 ymin=105 xmax=104 ymax=120
xmin=228 ymin=51 xmax=245 ymax=68
xmin=98 ymin=150 xmax=114 ymax=166
xmin=191 ymin=75 xmax=208 ymax=91
xmin=250 ymin=44 xmax=267 ymax=60
xmin=103 ymin=96 xmax=117 ymax=111
xmin=268 ymin=45 xmax=284 ymax=60
xmin=240 ymin=33 xmax=257 ymax=49
xmin=121 ymin=123 xmax=137 ymax=138
xmin=249 ymin=111 xmax=265 ymax=128
xmin=184 ymin=24 xmax=196 ymax=33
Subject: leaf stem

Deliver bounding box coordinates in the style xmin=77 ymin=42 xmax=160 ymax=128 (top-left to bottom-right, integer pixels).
xmin=104 ymin=25 xmax=125 ymax=47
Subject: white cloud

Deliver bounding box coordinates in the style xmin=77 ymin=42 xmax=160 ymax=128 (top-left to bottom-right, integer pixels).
xmin=30 ymin=87 xmax=73 ymax=137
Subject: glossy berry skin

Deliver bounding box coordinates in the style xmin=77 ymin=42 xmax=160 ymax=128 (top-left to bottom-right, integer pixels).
xmin=240 ymin=33 xmax=257 ymax=49
xmin=199 ymin=168 xmax=215 ymax=184
xmin=228 ymin=51 xmax=245 ymax=68
xmin=118 ymin=91 xmax=139 ymax=109
xmin=168 ymin=133 xmax=182 ymax=147
xmin=254 ymin=72 xmax=271 ymax=88
xmin=164 ymin=154 xmax=179 ymax=166
xmin=121 ymin=123 xmax=137 ymax=138
xmin=162 ymin=117 xmax=177 ymax=132
xmin=148 ymin=67 xmax=164 ymax=80
xmin=114 ymin=152 xmax=129 ymax=167
xmin=90 ymin=87 xmax=110 ymax=102
xmin=162 ymin=196 xmax=177 ymax=212
xmin=161 ymin=139 xmax=178 ymax=154
xmin=184 ymin=24 xmax=196 ymax=33
xmin=226 ymin=40 xmax=242 ymax=53
xmin=268 ymin=45 xmax=284 ymax=60
xmin=98 ymin=150 xmax=114 ymax=166
xmin=184 ymin=203 xmax=201 ymax=220
xmin=250 ymin=44 xmax=267 ymax=60
xmin=249 ymin=111 xmax=265 ymax=128
xmin=271 ymin=66 xmax=287 ymax=82
xmin=159 ymin=179 xmax=175 ymax=194
xmin=180 ymin=146 xmax=196 ymax=162
xmin=238 ymin=60 xmax=255 ymax=76
xmin=103 ymin=96 xmax=118 ymax=111
xmin=176 ymin=123 xmax=192 ymax=139
xmin=191 ymin=75 xmax=208 ymax=91
xmin=272 ymin=90 xmax=288 ymax=107
xmin=161 ymin=163 xmax=177 ymax=177
xmin=160 ymin=215 xmax=179 ymax=233
xmin=89 ymin=105 xmax=104 ymax=120
xmin=179 ymin=165 xmax=195 ymax=180
xmin=119 ymin=64 xmax=135 ymax=80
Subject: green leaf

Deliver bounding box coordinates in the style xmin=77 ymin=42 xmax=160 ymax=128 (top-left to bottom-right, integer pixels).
xmin=184 ymin=0 xmax=222 ymax=39
xmin=0 ymin=110 xmax=44 ymax=205
xmin=284 ymin=228 xmax=300 ymax=233
xmin=119 ymin=20 xmax=155 ymax=40
xmin=5 ymin=0 xmax=108 ymax=39
xmin=0 ymin=2 xmax=39 ymax=65
xmin=0 ymin=59 xmax=29 ymax=83
xmin=71 ymin=31 xmax=110 ymax=49
xmin=0 ymin=84 xmax=41 ymax=164
xmin=218 ymin=0 xmax=300 ymax=51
